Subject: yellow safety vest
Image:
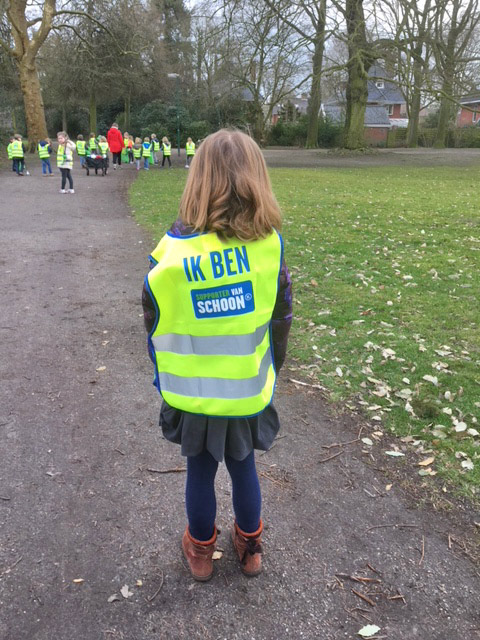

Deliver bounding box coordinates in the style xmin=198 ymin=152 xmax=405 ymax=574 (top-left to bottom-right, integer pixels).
xmin=11 ymin=140 xmax=24 ymax=159
xmin=98 ymin=141 xmax=109 ymax=155
xmin=162 ymin=143 xmax=171 ymax=156
xmin=57 ymin=144 xmax=73 ymax=169
xmin=88 ymin=138 xmax=97 ymax=152
xmin=153 ymin=140 xmax=160 ymax=151
xmin=76 ymin=140 xmax=86 ymax=155
xmin=186 ymin=142 xmax=195 ymax=155
xmin=133 ymin=146 xmax=142 ymax=159
xmin=147 ymin=230 xmax=283 ymax=417
xmin=124 ymin=137 xmax=129 ymax=148
xmin=7 ymin=143 xmax=13 ymax=159
xmin=142 ymin=143 xmax=152 ymax=157
xmin=38 ymin=143 xmax=50 ymax=159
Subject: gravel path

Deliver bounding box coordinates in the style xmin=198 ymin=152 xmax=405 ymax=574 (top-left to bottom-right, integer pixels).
xmin=0 ymin=156 xmax=478 ymax=640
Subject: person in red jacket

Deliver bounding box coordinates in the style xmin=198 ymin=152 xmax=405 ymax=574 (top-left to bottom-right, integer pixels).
xmin=106 ymin=122 xmax=124 ymax=170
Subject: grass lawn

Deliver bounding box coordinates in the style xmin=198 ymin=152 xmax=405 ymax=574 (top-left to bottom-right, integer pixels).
xmin=130 ymin=165 xmax=480 ymax=501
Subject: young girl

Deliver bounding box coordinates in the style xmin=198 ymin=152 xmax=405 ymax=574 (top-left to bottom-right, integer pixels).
xmin=56 ymin=131 xmax=76 ymax=194
xmin=142 ymin=129 xmax=292 ymax=581
xmin=133 ymin=137 xmax=142 ymax=170
xmin=161 ymin=136 xmax=171 ymax=167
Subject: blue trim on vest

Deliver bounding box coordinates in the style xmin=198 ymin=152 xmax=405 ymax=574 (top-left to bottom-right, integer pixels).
xmin=148 ymin=254 xmax=158 ymax=267
xmin=166 ymin=230 xmax=206 ymax=239
xmin=145 ymin=274 xmax=161 ymax=393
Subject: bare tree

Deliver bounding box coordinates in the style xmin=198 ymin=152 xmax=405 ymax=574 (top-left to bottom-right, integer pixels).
xmin=432 ymin=0 xmax=480 ymax=147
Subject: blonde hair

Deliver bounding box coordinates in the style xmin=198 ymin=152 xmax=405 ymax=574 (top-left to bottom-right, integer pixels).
xmin=144 ymin=136 xmax=150 ymax=142
xmin=179 ymin=129 xmax=282 ymax=241
xmin=57 ymin=131 xmax=69 ymax=140
xmin=135 ymin=137 xmax=142 ymax=144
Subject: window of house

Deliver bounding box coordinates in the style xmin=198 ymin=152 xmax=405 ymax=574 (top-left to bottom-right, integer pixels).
xmin=376 ymin=80 xmax=384 ymax=89
xmin=473 ymin=110 xmax=478 ymax=123
xmin=387 ymin=104 xmax=394 ymax=116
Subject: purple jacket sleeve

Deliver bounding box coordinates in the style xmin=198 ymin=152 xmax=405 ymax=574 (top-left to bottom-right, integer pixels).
xmin=271 ymin=258 xmax=292 ymax=372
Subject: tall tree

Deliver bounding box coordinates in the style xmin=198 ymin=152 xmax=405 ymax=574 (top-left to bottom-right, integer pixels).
xmin=432 ymin=0 xmax=480 ymax=147
xmin=264 ymin=0 xmax=329 ymax=148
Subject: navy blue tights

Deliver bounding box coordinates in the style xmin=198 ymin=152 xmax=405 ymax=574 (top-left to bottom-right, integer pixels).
xmin=185 ymin=450 xmax=261 ymax=541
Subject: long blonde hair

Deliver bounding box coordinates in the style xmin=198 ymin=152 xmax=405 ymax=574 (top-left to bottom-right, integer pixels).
xmin=179 ymin=129 xmax=282 ymax=241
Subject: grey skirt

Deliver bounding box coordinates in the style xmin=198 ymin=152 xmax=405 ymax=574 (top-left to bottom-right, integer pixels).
xmin=159 ymin=401 xmax=280 ymax=462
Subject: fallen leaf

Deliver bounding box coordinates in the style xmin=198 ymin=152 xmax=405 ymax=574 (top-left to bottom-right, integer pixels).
xmin=73 ymin=578 xmax=84 ymax=584
xmin=212 ymin=550 xmax=223 ymax=560
xmin=120 ymin=585 xmax=133 ymax=599
xmin=108 ymin=594 xmax=120 ymax=603
xmin=358 ymin=625 xmax=381 ymax=638
xmin=418 ymin=456 xmax=435 ymax=466
xmin=385 ymin=451 xmax=405 ymax=457
xmin=422 ymin=375 xmax=438 ymax=386
xmin=362 ymin=437 xmax=373 ymax=446
xmin=385 ymin=483 xmax=393 ymax=491
xmin=454 ymin=422 xmax=467 ymax=433
xmin=136 ymin=579 xmax=143 ymax=587
xmin=96 ymin=366 xmax=107 ymax=372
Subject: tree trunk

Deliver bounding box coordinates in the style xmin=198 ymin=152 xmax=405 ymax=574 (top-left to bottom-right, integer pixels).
xmin=406 ymin=86 xmax=421 ymax=147
xmin=433 ymin=84 xmax=453 ymax=148
xmin=124 ymin=92 xmax=131 ymax=131
xmin=89 ymin=91 xmax=97 ymax=133
xmin=12 ymin=108 xmax=17 ymax=132
xmin=305 ymin=2 xmax=326 ymax=149
xmin=343 ymin=0 xmax=372 ymax=149
xmin=17 ymin=57 xmax=48 ymax=146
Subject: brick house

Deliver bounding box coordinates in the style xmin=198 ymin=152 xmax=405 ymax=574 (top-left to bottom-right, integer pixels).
xmin=456 ymin=92 xmax=480 ymax=126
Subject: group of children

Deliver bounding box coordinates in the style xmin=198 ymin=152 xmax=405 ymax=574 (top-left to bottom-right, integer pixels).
xmin=76 ymin=132 xmax=196 ymax=171
xmin=6 ymin=130 xmax=197 ymax=194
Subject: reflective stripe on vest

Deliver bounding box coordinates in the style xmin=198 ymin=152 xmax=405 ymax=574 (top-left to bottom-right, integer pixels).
xmin=142 ymin=143 xmax=151 ymax=157
xmin=162 ymin=143 xmax=171 ymax=156
xmin=38 ymin=143 xmax=50 ymax=159
xmin=133 ymin=147 xmax=142 ymax=158
xmin=153 ymin=140 xmax=160 ymax=151
xmin=57 ymin=144 xmax=66 ymax=167
xmin=98 ymin=142 xmax=108 ymax=154
xmin=147 ymin=230 xmax=283 ymax=417
xmin=186 ymin=142 xmax=195 ymax=155
xmin=11 ymin=141 xmax=24 ymax=158
xmin=76 ymin=141 xmax=86 ymax=155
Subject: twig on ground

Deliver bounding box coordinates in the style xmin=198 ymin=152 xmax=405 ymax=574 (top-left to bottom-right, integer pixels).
xmin=0 ymin=496 xmax=11 ymax=500
xmin=114 ymin=448 xmax=125 ymax=455
xmin=0 ymin=556 xmax=23 ymax=577
xmin=146 ymin=467 xmax=186 ymax=474
xmin=352 ymin=588 xmax=375 ymax=606
xmin=318 ymin=450 xmax=343 ymax=464
xmin=419 ymin=535 xmax=425 ymax=566
xmin=336 ymin=574 xmax=381 ymax=584
xmin=366 ymin=563 xmax=381 ymax=574
xmin=288 ymin=378 xmax=326 ymax=391
xmin=388 ymin=593 xmax=407 ymax=604
xmin=146 ymin=571 xmax=164 ymax=602
xmin=344 ymin=606 xmax=372 ymax=623
xmin=366 ymin=523 xmax=419 ymax=533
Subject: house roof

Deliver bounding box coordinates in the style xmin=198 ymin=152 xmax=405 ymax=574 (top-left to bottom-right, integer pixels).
xmin=367 ymin=65 xmax=405 ymax=105
xmin=459 ymin=91 xmax=480 ymax=105
xmin=323 ymin=104 xmax=391 ymax=127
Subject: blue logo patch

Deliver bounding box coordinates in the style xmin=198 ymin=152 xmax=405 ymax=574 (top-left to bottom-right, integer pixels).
xmin=191 ymin=281 xmax=254 ymax=318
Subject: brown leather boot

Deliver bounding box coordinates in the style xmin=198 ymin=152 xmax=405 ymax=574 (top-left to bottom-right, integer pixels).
xmin=181 ymin=526 xmax=217 ymax=582
xmin=231 ymin=520 xmax=263 ymax=576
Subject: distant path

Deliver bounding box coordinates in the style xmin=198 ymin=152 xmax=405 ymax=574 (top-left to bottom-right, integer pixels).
xmin=0 ymin=157 xmax=478 ymax=640
xmin=263 ymin=146 xmax=480 ymax=168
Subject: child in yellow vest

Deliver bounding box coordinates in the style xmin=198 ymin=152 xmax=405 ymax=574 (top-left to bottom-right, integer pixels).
xmin=185 ymin=136 xmax=195 ymax=168
xmin=161 ymin=136 xmax=171 ymax=168
xmin=38 ymin=137 xmax=53 ymax=176
xmin=56 ymin=131 xmax=76 ymax=193
xmin=142 ymin=130 xmax=292 ymax=581
xmin=133 ymin=137 xmax=142 ymax=170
